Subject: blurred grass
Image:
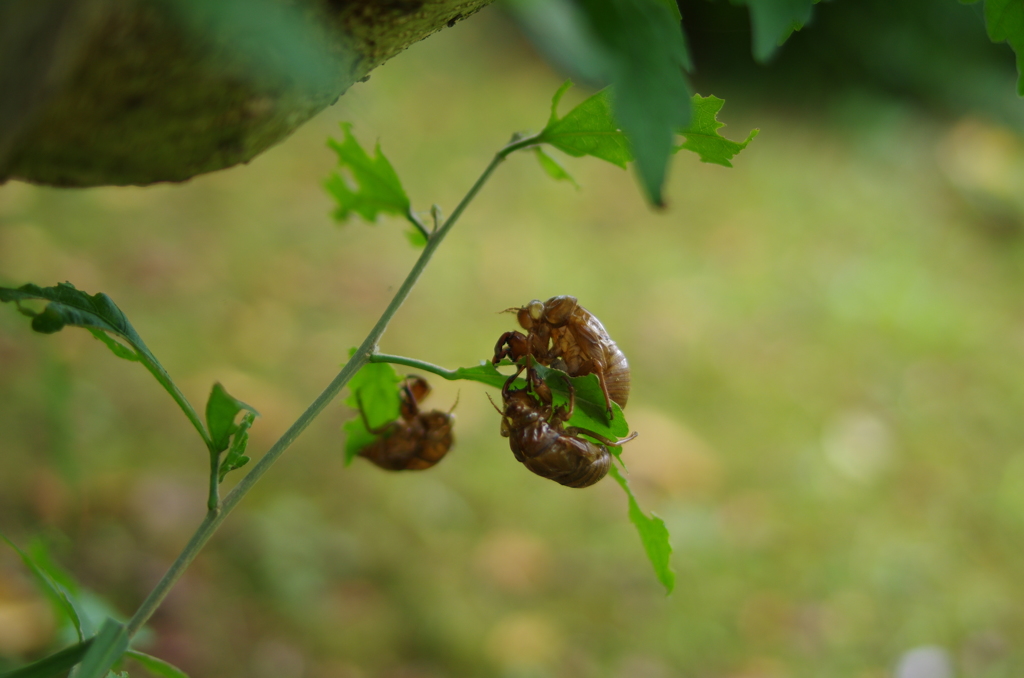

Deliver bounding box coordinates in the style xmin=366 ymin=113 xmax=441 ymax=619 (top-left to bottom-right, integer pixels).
xmin=4 ymin=7 xmax=1024 ymax=678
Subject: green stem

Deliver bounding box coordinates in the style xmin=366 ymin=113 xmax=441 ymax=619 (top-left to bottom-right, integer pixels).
xmin=124 ymin=131 xmax=540 ymax=641
xmin=207 ymin=452 xmax=220 ymax=511
xmin=135 ymin=347 xmax=221 ymax=510
xmin=405 ymin=208 xmax=430 ymax=241
xmin=369 ymin=353 xmax=464 ymax=381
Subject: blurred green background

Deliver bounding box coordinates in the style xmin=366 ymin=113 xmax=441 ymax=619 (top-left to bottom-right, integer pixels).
xmin=4 ymin=3 xmax=1024 ymax=677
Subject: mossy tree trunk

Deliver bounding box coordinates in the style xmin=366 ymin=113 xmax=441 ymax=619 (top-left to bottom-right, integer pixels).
xmin=0 ymin=0 xmax=492 ymax=187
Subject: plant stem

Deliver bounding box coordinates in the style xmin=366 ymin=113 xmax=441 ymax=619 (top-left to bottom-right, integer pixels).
xmin=124 ymin=131 xmax=541 ymax=640
xmin=369 ymin=353 xmax=464 ymax=381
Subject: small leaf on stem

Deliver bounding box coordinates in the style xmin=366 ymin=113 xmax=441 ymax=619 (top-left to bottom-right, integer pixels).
xmin=218 ymin=411 xmax=256 ymax=482
xmin=534 ymin=147 xmax=579 ymax=188
xmin=441 ymin=359 xmax=630 ymax=438
xmin=205 ymin=383 xmax=258 ymax=454
xmin=342 ymin=351 xmax=404 ymax=464
xmin=607 ymin=464 xmax=675 ymax=594
xmin=325 ymin=123 xmax=411 ymax=223
xmin=537 ymin=86 xmax=632 ymax=168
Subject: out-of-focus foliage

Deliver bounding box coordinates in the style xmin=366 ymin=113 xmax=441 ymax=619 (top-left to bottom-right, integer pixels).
xmin=5 ymin=6 xmax=1024 ymax=678
xmin=729 ymin=0 xmax=818 ymax=63
xmin=964 ymin=0 xmax=1024 ymax=95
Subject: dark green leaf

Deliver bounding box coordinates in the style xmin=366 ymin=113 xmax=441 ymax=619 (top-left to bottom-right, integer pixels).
xmin=576 ymin=0 xmax=693 ymax=206
xmin=977 ymin=0 xmax=1024 ymax=95
xmin=608 ymin=464 xmax=675 ymax=594
xmin=1 ymin=533 xmax=86 ymax=641
xmin=732 ymin=0 xmax=816 ymax=62
xmin=653 ymin=0 xmax=682 ymax=22
xmin=0 ymin=639 xmax=93 ymax=678
xmin=218 ymin=411 xmax=256 ymax=482
xmin=325 ymin=123 xmax=410 ymax=224
xmin=342 ymin=352 xmax=404 ymax=464
xmin=75 ymin=619 xmax=128 ymax=678
xmin=0 ymin=283 xmax=142 ymax=353
xmin=533 ymin=147 xmax=579 ymax=188
xmin=124 ymin=650 xmax=190 ymax=678
xmin=205 ymin=383 xmax=258 ymax=454
xmin=676 ymin=95 xmax=759 ymax=168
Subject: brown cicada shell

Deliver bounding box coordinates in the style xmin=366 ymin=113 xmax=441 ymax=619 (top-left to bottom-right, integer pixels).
xmin=493 ymin=365 xmax=636 ymax=488
xmin=357 ymin=376 xmax=455 ymax=471
xmin=492 ymin=295 xmax=630 ymax=417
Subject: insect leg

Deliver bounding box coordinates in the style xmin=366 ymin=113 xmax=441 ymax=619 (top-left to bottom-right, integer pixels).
xmin=566 ymin=428 xmax=638 ymax=448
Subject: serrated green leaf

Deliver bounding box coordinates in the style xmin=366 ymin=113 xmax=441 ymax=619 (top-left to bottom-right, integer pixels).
xmin=75 ymin=618 xmax=128 ymax=678
xmin=0 ymin=639 xmax=93 ymax=678
xmin=218 ymin=411 xmax=256 ymax=482
xmin=607 ymin=464 xmax=675 ymax=594
xmin=534 ymin=147 xmax=579 ymax=188
xmin=445 ymin=361 xmax=630 ymax=439
xmin=124 ymin=650 xmax=190 ymax=678
xmin=531 ymin=364 xmax=630 ymax=439
xmin=732 ymin=0 xmax=815 ymax=62
xmin=0 ymin=283 xmax=141 ymax=350
xmin=1 ymin=533 xmax=86 ymax=641
xmin=539 ymin=86 xmax=755 ymax=184
xmin=342 ymin=351 xmax=404 ymax=465
xmin=538 ymin=87 xmax=633 ymax=168
xmin=325 ymin=123 xmax=410 ymax=224
xmin=676 ymin=95 xmax=759 ymax=168
xmin=205 ymin=383 xmax=258 ymax=454
xmin=977 ymin=0 xmax=1024 ymax=95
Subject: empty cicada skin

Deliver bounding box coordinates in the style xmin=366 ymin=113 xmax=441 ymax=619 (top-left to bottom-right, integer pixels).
xmin=496 ymin=366 xmax=636 ymax=488
xmin=358 ymin=376 xmax=455 ymax=471
xmin=492 ymin=295 xmax=630 ymax=416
